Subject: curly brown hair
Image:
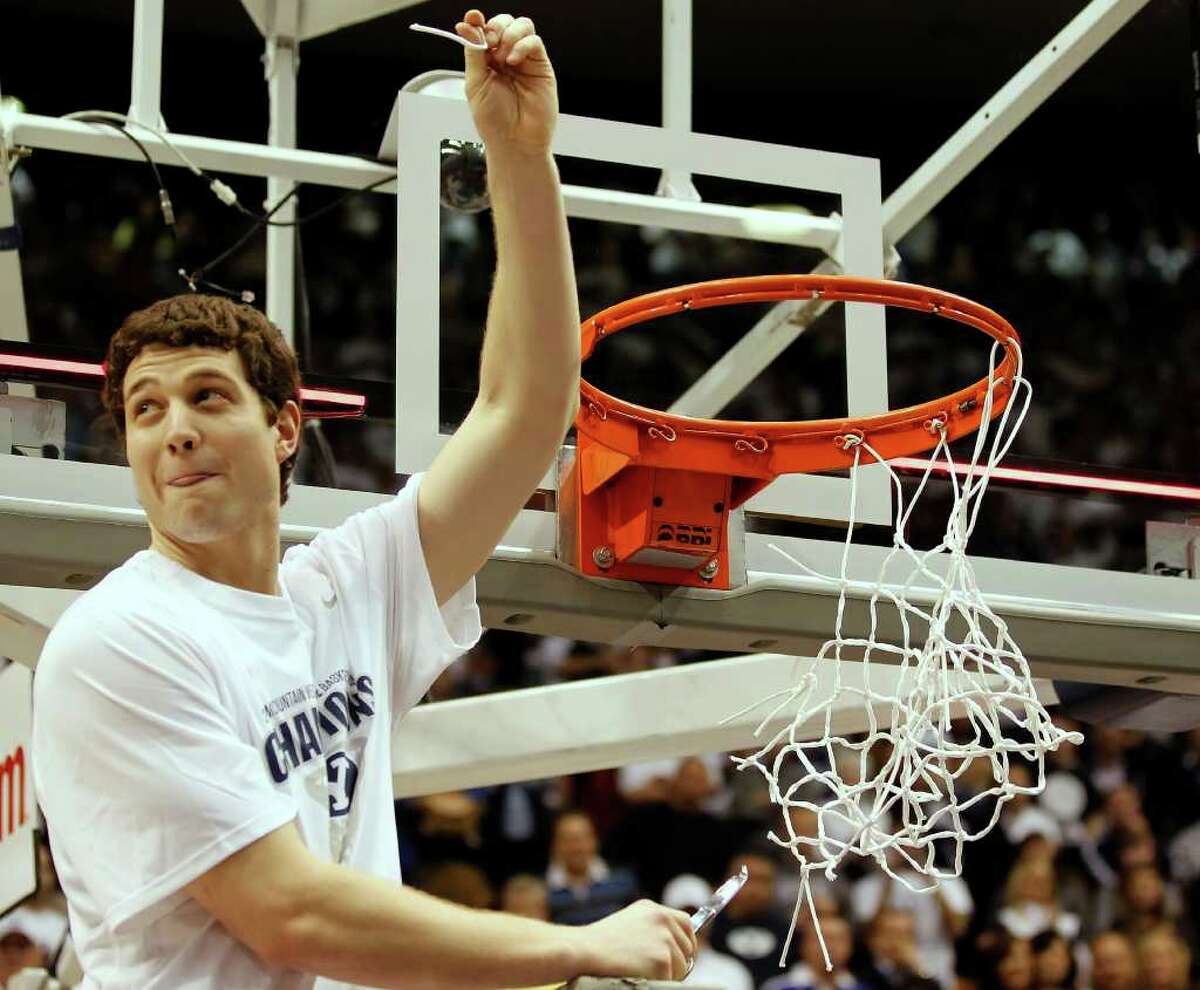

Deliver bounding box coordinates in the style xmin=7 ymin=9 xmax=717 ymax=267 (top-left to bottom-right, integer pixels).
xmin=102 ymin=294 xmax=303 ymax=504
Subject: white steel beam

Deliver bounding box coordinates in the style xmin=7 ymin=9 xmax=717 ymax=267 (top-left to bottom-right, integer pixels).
xmin=656 ymin=0 xmax=700 ymax=202
xmin=883 ymin=0 xmax=1154 ymax=242
xmin=9 ymin=114 xmax=839 ymax=252
xmin=391 ymin=654 xmax=1059 ymax=797
xmin=565 ymin=185 xmax=840 ymax=252
xmin=3 ymin=459 xmax=1199 ymax=695
xmin=240 ymin=0 xmax=427 ymax=42
xmin=671 ymin=0 xmax=1155 ymax=421
xmin=128 ymin=0 xmax=166 ymax=129
xmin=264 ymin=0 xmax=301 ymax=343
xmin=11 ymin=113 xmax=397 ymax=192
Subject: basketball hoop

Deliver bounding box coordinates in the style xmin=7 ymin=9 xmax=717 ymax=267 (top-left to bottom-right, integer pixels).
xmin=560 ymin=274 xmax=1082 ymax=971
xmin=561 ymin=275 xmax=1021 ymax=589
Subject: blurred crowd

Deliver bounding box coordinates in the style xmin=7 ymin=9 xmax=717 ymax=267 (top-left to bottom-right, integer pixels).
xmin=8 ymin=631 xmax=1200 ymax=989
xmin=7 ymin=155 xmax=1198 ymax=575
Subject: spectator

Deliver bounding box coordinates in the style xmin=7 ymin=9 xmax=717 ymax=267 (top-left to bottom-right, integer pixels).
xmin=709 ymin=851 xmax=792 ymax=989
xmin=0 ymin=836 xmax=70 ymax=985
xmin=1134 ymin=927 xmax=1191 ymax=990
xmin=661 ymin=874 xmax=754 ymax=990
xmin=978 ymin=932 xmax=1036 ymax=990
xmin=849 ymin=848 xmax=973 ymax=990
xmin=762 ymin=915 xmax=870 ymax=990
xmin=545 ymin=809 xmax=637 ymax=925
xmin=500 ymin=874 xmax=550 ymax=921
xmin=998 ymin=855 xmax=1081 ymax=940
xmin=617 ymin=752 xmax=730 ymax=815
xmin=1030 ymin=930 xmax=1077 ymax=990
xmin=0 ymin=927 xmax=52 ymax=987
xmin=607 ymin=757 xmax=747 ymax=896
xmin=857 ymin=908 xmax=941 ymax=990
xmin=1086 ymin=932 xmax=1138 ymax=990
xmin=417 ymin=861 xmax=494 ymax=910
xmin=1114 ymin=866 xmax=1173 ymax=938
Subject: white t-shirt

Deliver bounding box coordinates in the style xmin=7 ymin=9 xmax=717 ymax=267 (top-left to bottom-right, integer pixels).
xmin=32 ymin=475 xmax=482 ymax=989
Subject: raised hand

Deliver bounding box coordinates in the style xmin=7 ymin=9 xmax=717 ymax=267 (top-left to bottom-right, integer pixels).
xmin=455 ymin=9 xmax=557 ymax=156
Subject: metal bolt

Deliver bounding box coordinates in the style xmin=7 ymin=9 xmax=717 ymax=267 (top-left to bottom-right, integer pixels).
xmin=592 ymin=545 xmax=615 ymax=570
xmin=699 ymin=559 xmax=719 ymax=580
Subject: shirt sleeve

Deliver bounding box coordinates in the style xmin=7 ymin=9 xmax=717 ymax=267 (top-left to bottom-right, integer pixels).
xmin=32 ymin=605 xmax=298 ymax=935
xmin=297 ymin=473 xmax=483 ymax=721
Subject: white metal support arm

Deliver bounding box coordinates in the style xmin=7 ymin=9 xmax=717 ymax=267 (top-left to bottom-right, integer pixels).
xmin=669 ymin=0 xmax=1155 ymax=421
xmin=128 ymin=0 xmax=166 ymax=129
xmin=264 ymin=0 xmax=301 ymax=343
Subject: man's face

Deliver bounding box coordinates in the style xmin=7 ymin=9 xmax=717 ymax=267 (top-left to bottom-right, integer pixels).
xmin=553 ymin=814 xmax=597 ymax=874
xmin=869 ymin=910 xmax=916 ymax=964
xmin=802 ymin=916 xmax=852 ymax=971
xmin=122 ymin=345 xmax=296 ymax=546
xmin=1092 ymin=935 xmax=1138 ymax=990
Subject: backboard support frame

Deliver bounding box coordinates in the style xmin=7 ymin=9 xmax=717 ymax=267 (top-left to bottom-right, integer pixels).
xmin=1 ymin=0 xmax=1196 ymax=799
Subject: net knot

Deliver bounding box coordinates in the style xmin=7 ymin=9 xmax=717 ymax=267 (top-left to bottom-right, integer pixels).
xmin=735 ymin=435 xmax=770 ymax=454
xmin=834 ymin=429 xmax=865 ymax=450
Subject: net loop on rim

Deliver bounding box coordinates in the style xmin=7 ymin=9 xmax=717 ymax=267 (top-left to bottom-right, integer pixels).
xmin=734 ymin=435 xmax=770 ymax=454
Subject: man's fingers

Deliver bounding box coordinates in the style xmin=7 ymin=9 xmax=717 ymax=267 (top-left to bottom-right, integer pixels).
xmin=455 ymin=20 xmax=487 ymax=45
xmin=495 ymin=15 xmax=533 ymax=61
xmin=505 ymin=33 xmax=546 ymax=66
xmin=667 ymin=938 xmax=689 ymax=981
xmin=667 ymin=908 xmax=697 ymax=965
xmin=484 ymin=12 xmax=515 ymax=48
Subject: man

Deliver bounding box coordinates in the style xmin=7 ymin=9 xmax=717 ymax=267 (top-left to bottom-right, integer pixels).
xmin=500 ymin=875 xmax=550 ymax=921
xmin=761 ymin=915 xmax=870 ymax=990
xmin=545 ymin=810 xmax=637 ymax=925
xmin=858 ymin=909 xmax=940 ymax=990
xmin=30 ymin=9 xmax=695 ymax=988
xmin=849 ymin=849 xmax=973 ymax=990
xmin=1086 ymin=932 xmax=1138 ymax=990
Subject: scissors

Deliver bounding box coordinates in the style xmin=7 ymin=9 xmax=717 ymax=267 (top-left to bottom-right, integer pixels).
xmin=685 ymin=865 xmax=749 ymax=975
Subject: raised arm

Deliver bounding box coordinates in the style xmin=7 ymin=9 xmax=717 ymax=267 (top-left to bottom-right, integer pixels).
xmin=186 ymin=823 xmax=695 ymax=988
xmin=417 ymin=8 xmax=581 ymax=604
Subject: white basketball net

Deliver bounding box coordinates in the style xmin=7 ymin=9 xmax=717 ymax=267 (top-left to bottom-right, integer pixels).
xmin=726 ymin=338 xmax=1083 ymax=968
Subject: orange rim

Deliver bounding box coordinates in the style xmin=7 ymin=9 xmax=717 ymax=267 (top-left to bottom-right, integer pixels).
xmin=578 ymin=275 xmax=1022 ymax=478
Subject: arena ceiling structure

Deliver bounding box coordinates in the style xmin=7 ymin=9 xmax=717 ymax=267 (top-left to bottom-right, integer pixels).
xmin=2 ymin=0 xmax=1199 ymax=790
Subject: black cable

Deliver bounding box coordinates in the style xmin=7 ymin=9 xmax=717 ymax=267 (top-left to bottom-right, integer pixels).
xmin=74 ymin=116 xmax=166 ymax=189
xmin=68 ymin=114 xmax=394 ymax=303
xmin=188 ymin=173 xmax=394 ymax=289
xmin=231 ymin=172 xmax=396 ymax=228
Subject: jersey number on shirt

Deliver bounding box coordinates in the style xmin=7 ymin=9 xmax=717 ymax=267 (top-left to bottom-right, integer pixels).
xmin=326 ymin=751 xmax=359 ymax=817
